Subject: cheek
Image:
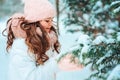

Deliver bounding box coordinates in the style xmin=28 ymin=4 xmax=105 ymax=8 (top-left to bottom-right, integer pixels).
xmin=36 ymin=27 xmax=42 ymax=36
xmin=40 ymin=22 xmax=48 ymax=28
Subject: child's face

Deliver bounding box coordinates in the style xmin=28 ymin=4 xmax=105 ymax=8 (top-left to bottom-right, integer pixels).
xmin=39 ymin=17 xmax=53 ymax=33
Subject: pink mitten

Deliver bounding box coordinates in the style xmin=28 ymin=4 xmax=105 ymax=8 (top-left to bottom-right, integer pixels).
xmin=58 ymin=53 xmax=84 ymax=71
xmin=7 ymin=13 xmax=26 ymax=38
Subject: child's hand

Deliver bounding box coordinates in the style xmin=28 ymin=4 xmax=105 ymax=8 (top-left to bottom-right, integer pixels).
xmin=58 ymin=53 xmax=84 ymax=71
xmin=7 ymin=13 xmax=26 ymax=38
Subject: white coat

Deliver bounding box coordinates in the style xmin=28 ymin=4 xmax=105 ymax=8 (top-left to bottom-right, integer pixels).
xmin=8 ymin=31 xmax=59 ymax=80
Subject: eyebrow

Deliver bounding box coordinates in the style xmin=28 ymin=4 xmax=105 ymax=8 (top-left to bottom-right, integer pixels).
xmin=45 ymin=17 xmax=53 ymax=20
xmin=44 ymin=19 xmax=53 ymax=21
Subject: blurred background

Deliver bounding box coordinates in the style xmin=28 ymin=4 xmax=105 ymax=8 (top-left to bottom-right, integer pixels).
xmin=0 ymin=0 xmax=120 ymax=80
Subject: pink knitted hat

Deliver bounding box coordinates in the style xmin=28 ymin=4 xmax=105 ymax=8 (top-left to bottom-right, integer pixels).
xmin=24 ymin=0 xmax=56 ymax=22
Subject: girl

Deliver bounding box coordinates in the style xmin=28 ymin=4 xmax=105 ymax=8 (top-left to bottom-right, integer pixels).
xmin=6 ymin=0 xmax=83 ymax=80
xmin=7 ymin=13 xmax=60 ymax=80
xmin=6 ymin=0 xmax=60 ymax=80
xmin=24 ymin=0 xmax=83 ymax=73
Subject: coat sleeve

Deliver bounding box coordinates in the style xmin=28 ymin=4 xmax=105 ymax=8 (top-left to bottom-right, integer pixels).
xmin=8 ymin=38 xmax=60 ymax=80
xmin=9 ymin=48 xmax=44 ymax=80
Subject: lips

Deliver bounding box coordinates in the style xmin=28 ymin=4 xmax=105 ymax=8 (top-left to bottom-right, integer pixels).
xmin=45 ymin=28 xmax=50 ymax=30
xmin=45 ymin=28 xmax=51 ymax=33
xmin=45 ymin=28 xmax=51 ymax=30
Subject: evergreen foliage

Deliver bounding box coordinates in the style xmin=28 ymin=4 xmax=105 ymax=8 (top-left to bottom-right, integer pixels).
xmin=63 ymin=0 xmax=120 ymax=79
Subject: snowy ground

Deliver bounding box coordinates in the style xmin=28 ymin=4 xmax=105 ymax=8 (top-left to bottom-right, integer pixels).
xmin=0 ymin=18 xmax=92 ymax=80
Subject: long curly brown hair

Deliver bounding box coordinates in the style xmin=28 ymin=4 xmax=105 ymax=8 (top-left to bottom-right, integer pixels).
xmin=5 ymin=19 xmax=60 ymax=65
xmin=6 ymin=18 xmax=17 ymax=50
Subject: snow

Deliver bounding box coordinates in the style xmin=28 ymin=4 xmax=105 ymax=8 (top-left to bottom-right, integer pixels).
xmin=110 ymin=1 xmax=120 ymax=13
xmin=107 ymin=64 xmax=120 ymax=80
xmin=92 ymin=1 xmax=103 ymax=10
xmin=106 ymin=29 xmax=115 ymax=34
xmin=106 ymin=38 xmax=115 ymax=44
xmin=113 ymin=6 xmax=120 ymax=13
xmin=106 ymin=20 xmax=119 ymax=29
xmin=92 ymin=1 xmax=104 ymax=14
xmin=92 ymin=35 xmax=107 ymax=45
xmin=96 ymin=50 xmax=112 ymax=65
xmin=103 ymin=5 xmax=110 ymax=11
xmin=79 ymin=45 xmax=90 ymax=62
xmin=65 ymin=24 xmax=83 ymax=31
xmin=94 ymin=20 xmax=101 ymax=27
xmin=110 ymin=1 xmax=120 ymax=6
xmin=83 ymin=14 xmax=90 ymax=21
xmin=117 ymin=32 xmax=120 ymax=41
xmin=76 ymin=34 xmax=91 ymax=46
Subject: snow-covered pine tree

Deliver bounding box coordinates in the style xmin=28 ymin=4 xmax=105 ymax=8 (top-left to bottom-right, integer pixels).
xmin=62 ymin=0 xmax=120 ymax=79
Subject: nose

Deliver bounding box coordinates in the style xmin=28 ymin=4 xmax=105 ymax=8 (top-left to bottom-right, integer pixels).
xmin=49 ymin=21 xmax=53 ymax=26
xmin=47 ymin=20 xmax=53 ymax=27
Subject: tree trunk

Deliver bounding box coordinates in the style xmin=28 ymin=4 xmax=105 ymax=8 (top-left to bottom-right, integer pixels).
xmin=56 ymin=0 xmax=60 ymax=35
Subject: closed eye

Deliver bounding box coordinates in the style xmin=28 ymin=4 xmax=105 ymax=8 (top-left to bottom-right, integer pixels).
xmin=45 ymin=19 xmax=53 ymax=23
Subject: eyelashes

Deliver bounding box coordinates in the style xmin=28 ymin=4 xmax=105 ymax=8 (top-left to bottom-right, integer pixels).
xmin=45 ymin=19 xmax=53 ymax=23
